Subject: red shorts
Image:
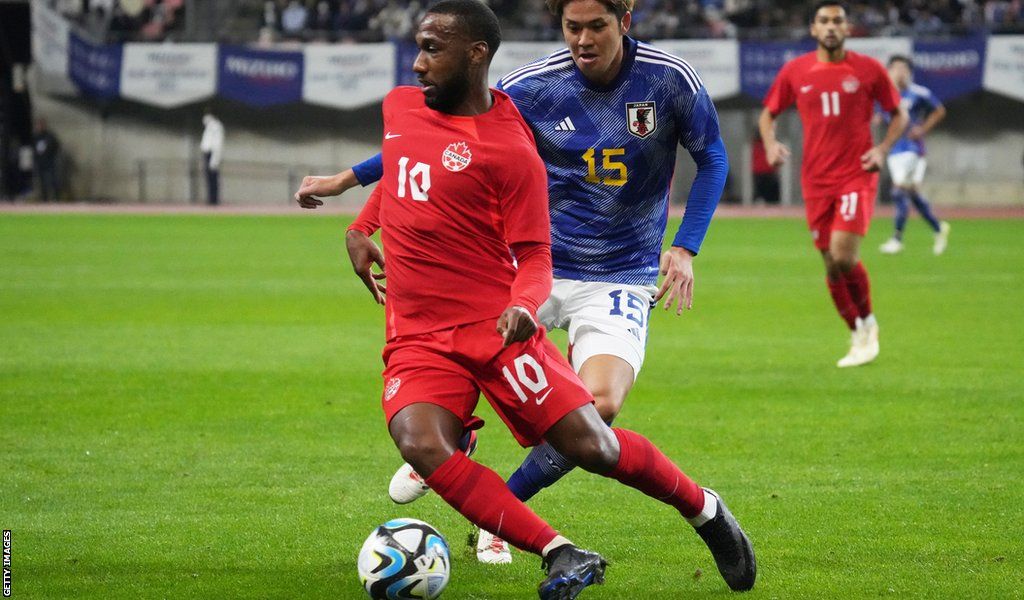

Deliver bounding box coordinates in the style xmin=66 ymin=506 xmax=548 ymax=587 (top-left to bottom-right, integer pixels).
xmin=379 ymin=319 xmax=594 ymax=447
xmin=804 ymin=175 xmax=877 ymax=250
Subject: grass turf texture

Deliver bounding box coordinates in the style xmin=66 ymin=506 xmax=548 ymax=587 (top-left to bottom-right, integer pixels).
xmin=1 ymin=214 xmax=1021 ymax=599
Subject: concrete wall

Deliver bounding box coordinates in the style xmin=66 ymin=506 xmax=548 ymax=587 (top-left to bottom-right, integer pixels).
xmin=32 ymin=76 xmax=1024 ymax=207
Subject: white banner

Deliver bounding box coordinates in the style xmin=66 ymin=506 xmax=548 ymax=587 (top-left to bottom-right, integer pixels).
xmin=303 ymin=44 xmax=396 ymax=109
xmin=983 ymin=36 xmax=1024 ymax=102
xmin=490 ymin=41 xmax=565 ymax=87
xmin=846 ymin=37 xmax=912 ymax=66
xmin=120 ymin=44 xmax=217 ymax=107
xmin=31 ymin=1 xmax=70 ymax=77
xmin=650 ymin=39 xmax=740 ymax=99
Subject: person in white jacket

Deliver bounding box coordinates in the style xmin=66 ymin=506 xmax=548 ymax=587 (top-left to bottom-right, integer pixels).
xmin=200 ymin=110 xmax=224 ymax=205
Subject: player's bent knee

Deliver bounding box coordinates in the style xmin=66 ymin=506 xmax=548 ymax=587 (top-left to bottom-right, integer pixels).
xmin=394 ymin=435 xmax=456 ymax=478
xmin=593 ymin=391 xmax=626 ymax=423
xmin=561 ymin=429 xmax=620 ymax=474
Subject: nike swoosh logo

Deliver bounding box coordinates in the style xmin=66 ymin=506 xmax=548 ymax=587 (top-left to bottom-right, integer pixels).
xmin=385 ymin=132 xmax=401 ymax=139
xmin=800 ymin=85 xmax=813 ymax=93
xmin=535 ymin=388 xmax=553 ymax=405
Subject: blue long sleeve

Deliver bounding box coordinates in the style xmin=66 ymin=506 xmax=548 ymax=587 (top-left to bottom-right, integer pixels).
xmin=672 ymin=137 xmax=728 ymax=255
xmin=352 ymin=153 xmax=383 ymax=186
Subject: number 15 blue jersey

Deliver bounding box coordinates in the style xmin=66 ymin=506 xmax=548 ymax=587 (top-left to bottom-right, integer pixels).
xmin=497 ymin=36 xmax=725 ymax=286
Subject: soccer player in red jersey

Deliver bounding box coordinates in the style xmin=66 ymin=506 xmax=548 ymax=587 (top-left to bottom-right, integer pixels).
xmin=311 ymin=1 xmax=755 ymax=596
xmin=758 ymin=0 xmax=907 ymax=368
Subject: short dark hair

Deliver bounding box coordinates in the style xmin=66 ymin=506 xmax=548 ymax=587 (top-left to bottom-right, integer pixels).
xmin=888 ymin=54 xmax=913 ymax=69
xmin=425 ymin=0 xmax=501 ymax=60
xmin=810 ymin=0 xmax=848 ymax=21
xmin=546 ymin=0 xmax=633 ymax=19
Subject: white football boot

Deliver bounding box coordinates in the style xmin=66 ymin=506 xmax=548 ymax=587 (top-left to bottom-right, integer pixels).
xmin=476 ymin=529 xmax=512 ymax=564
xmin=836 ymin=317 xmax=879 ymax=368
xmin=879 ymin=238 xmax=903 ymax=254
xmin=388 ymin=462 xmax=431 ymax=504
xmin=933 ymin=222 xmax=951 ymax=255
xmin=388 ymin=431 xmax=478 ymax=504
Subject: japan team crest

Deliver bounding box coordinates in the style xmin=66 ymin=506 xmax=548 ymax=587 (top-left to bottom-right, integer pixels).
xmin=842 ymin=75 xmax=861 ymax=93
xmin=442 ymin=141 xmax=472 ymax=172
xmin=626 ymin=101 xmax=657 ymax=139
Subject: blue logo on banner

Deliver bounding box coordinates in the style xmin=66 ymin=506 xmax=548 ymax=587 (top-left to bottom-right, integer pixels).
xmin=68 ymin=32 xmax=122 ymax=99
xmin=740 ymin=39 xmax=816 ymax=100
xmin=218 ymin=46 xmax=303 ymax=107
xmin=911 ymin=35 xmax=986 ymax=102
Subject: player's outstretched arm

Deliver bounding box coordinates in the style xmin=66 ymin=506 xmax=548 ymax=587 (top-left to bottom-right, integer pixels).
xmin=294 ymin=154 xmax=385 ymax=209
xmin=758 ymin=107 xmax=790 ymax=167
xmin=295 ymin=170 xmax=359 ymax=208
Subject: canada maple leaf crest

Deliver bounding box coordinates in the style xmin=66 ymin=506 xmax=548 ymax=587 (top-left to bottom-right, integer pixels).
xmin=384 ymin=377 xmax=402 ymax=401
xmin=442 ymin=141 xmax=472 ymax=172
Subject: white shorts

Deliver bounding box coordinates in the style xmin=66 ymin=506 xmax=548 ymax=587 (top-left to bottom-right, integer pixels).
xmin=537 ymin=279 xmax=657 ymax=381
xmin=887 ymin=151 xmax=927 ymax=187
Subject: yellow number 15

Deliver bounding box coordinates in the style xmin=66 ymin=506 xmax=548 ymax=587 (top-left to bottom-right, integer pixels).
xmin=582 ymin=148 xmax=628 ymax=187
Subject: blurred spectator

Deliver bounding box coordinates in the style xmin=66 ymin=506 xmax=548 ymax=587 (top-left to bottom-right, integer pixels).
xmin=33 ymin=119 xmax=61 ymax=202
xmin=43 ymin=0 xmax=1024 ymax=43
xmin=200 ymin=109 xmax=224 ymax=206
xmin=281 ymin=0 xmax=309 ymax=39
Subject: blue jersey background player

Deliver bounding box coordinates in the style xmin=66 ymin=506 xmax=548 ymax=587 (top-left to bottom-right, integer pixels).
xmin=879 ymin=55 xmax=951 ymax=256
xmin=294 ymin=0 xmax=734 ymax=570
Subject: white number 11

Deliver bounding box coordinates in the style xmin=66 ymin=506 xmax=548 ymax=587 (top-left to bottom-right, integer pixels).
xmin=820 ymin=91 xmax=840 ymax=117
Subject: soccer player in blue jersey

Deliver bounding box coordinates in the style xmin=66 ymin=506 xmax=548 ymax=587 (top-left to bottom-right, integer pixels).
xmin=297 ymin=0 xmax=754 ymax=588
xmin=878 ymin=55 xmax=951 ymax=255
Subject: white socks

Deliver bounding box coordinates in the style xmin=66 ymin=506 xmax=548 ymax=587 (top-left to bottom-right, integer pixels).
xmin=686 ymin=489 xmax=719 ymax=528
xmin=542 ymin=535 xmax=573 ymax=557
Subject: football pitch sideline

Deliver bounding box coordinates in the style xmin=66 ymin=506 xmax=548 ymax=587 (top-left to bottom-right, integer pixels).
xmin=0 ymin=214 xmax=1020 ymax=599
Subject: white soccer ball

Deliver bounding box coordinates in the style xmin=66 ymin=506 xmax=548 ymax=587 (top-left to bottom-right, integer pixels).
xmin=357 ymin=518 xmax=451 ymax=600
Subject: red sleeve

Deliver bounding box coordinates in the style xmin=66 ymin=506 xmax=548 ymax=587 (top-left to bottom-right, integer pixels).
xmin=348 ymin=185 xmax=381 ymax=236
xmin=496 ymin=136 xmax=550 ymax=246
xmin=871 ymin=60 xmax=901 ymax=113
xmin=763 ymin=62 xmax=795 ymax=116
xmin=508 ymin=241 xmax=552 ymax=317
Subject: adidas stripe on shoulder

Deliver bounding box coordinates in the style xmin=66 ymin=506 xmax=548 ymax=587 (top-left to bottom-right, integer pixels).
xmin=500 ymin=49 xmax=574 ymax=89
xmin=635 ymin=42 xmax=704 ymax=94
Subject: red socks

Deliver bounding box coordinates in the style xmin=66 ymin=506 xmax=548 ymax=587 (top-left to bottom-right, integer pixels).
xmin=607 ymin=428 xmax=705 ymax=518
xmin=827 ymin=276 xmax=859 ymax=330
xmin=424 ymin=451 xmax=556 ymax=555
xmin=843 ymin=262 xmax=873 ymax=319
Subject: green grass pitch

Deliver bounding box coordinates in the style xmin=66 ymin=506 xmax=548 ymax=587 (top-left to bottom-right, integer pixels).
xmin=1 ymin=214 xmax=1021 ymax=599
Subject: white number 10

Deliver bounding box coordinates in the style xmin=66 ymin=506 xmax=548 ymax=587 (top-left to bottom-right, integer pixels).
xmin=397 ymin=156 xmax=431 ymax=201
xmin=820 ymin=91 xmax=840 ymax=117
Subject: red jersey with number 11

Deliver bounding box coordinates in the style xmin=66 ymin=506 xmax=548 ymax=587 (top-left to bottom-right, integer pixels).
xmin=350 ymin=86 xmax=551 ymax=341
xmin=764 ymin=51 xmax=900 ymax=198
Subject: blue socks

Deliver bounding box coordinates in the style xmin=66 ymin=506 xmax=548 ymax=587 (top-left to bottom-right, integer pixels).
xmin=506 ymin=442 xmax=576 ymax=502
xmin=894 ymin=187 xmax=941 ymax=237
xmin=910 ymin=191 xmax=942 ymax=232
xmin=892 ymin=188 xmax=910 ymax=240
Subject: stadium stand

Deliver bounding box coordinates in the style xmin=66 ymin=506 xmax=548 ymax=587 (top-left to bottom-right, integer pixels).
xmin=44 ymin=0 xmax=1024 ymax=44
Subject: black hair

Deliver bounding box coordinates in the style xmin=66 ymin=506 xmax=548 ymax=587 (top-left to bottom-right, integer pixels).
xmin=887 ymin=54 xmax=913 ymax=69
xmin=425 ymin=0 xmax=502 ymax=60
xmin=810 ymin=0 xmax=848 ymax=21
